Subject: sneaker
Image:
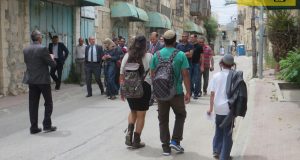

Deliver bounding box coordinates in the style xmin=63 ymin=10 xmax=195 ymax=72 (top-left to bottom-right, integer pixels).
xmin=198 ymin=92 xmax=202 ymax=97
xmin=169 ymin=140 xmax=184 ymax=153
xmin=213 ymin=152 xmax=219 ymax=159
xmin=162 ymin=146 xmax=171 ymax=156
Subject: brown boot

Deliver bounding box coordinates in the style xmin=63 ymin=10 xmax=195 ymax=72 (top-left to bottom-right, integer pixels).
xmin=125 ymin=124 xmax=134 ymax=146
xmin=132 ymin=132 xmax=145 ymax=149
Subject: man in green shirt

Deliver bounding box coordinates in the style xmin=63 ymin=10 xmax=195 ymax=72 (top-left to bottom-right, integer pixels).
xmin=150 ymin=30 xmax=191 ymax=156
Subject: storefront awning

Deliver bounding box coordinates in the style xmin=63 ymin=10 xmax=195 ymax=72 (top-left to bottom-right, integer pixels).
xmin=145 ymin=12 xmax=171 ymax=29
xmin=79 ymin=0 xmax=104 ymax=6
xmin=183 ymin=21 xmax=203 ymax=34
xmin=110 ymin=2 xmax=149 ymax=22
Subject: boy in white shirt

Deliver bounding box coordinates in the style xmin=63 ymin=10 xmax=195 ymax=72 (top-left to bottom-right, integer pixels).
xmin=207 ymin=54 xmax=235 ymax=160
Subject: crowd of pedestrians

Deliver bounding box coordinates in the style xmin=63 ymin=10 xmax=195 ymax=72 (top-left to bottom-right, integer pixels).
xmin=23 ymin=29 xmax=239 ymax=160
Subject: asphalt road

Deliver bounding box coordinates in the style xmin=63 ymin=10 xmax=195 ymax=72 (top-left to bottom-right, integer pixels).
xmin=0 ymin=55 xmax=252 ymax=160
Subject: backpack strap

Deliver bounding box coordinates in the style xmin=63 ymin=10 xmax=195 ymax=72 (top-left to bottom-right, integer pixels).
xmin=226 ymin=70 xmax=234 ymax=98
xmin=157 ymin=51 xmax=164 ymax=63
xmin=168 ymin=49 xmax=179 ymax=62
xmin=157 ymin=49 xmax=179 ymax=63
xmin=142 ymin=69 xmax=150 ymax=81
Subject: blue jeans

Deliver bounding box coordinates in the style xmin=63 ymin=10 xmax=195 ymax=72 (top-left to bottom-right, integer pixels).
xmin=213 ymin=115 xmax=233 ymax=160
xmin=190 ymin=63 xmax=200 ymax=97
xmin=104 ymin=63 xmax=118 ymax=96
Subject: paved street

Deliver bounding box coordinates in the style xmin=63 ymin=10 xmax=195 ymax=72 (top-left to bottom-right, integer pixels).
xmin=0 ymin=56 xmax=299 ymax=160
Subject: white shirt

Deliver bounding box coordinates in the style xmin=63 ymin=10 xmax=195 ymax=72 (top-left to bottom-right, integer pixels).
xmin=220 ymin=48 xmax=225 ymax=55
xmin=52 ymin=44 xmax=58 ymax=58
xmin=208 ymin=69 xmax=230 ymax=115
xmin=75 ymin=44 xmax=86 ymax=59
xmin=88 ymin=45 xmax=97 ymax=62
xmin=120 ymin=52 xmax=153 ymax=85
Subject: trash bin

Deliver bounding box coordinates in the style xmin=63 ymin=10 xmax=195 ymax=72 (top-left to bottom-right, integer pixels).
xmin=237 ymin=44 xmax=246 ymax=56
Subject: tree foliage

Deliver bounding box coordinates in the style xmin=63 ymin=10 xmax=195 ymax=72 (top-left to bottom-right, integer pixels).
xmin=279 ymin=48 xmax=300 ymax=83
xmin=266 ymin=10 xmax=297 ymax=62
xmin=204 ymin=17 xmax=218 ymax=44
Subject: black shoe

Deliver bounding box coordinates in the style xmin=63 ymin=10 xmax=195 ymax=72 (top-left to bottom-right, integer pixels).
xmin=198 ymin=92 xmax=202 ymax=97
xmin=55 ymin=84 xmax=60 ymax=90
xmin=110 ymin=96 xmax=116 ymax=100
xmin=30 ymin=128 xmax=42 ymax=134
xmin=193 ymin=96 xmax=198 ymax=100
xmin=101 ymin=92 xmax=105 ymax=95
xmin=162 ymin=146 xmax=171 ymax=156
xmin=213 ymin=152 xmax=219 ymax=159
xmin=43 ymin=126 xmax=57 ymax=132
xmin=86 ymin=94 xmax=92 ymax=97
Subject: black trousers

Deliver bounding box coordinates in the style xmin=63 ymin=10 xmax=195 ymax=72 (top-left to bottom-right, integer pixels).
xmin=28 ymin=84 xmax=53 ymax=129
xmin=201 ymin=68 xmax=210 ymax=93
xmin=50 ymin=60 xmax=63 ymax=88
xmin=85 ymin=62 xmax=104 ymax=95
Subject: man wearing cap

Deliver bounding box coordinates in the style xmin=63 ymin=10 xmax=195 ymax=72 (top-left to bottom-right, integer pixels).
xmin=150 ymin=30 xmax=191 ymax=156
xmin=207 ymin=54 xmax=235 ymax=160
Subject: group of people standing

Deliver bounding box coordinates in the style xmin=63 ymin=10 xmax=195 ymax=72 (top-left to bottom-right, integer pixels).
xmin=23 ymin=29 xmax=235 ymax=160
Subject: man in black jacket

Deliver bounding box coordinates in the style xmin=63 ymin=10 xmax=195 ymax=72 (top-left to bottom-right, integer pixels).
xmin=85 ymin=36 xmax=105 ymax=97
xmin=49 ymin=35 xmax=69 ymax=90
xmin=23 ymin=30 xmax=57 ymax=134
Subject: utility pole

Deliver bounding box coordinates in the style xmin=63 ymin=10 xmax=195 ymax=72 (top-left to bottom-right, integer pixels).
xmin=297 ymin=10 xmax=300 ymax=48
xmin=258 ymin=6 xmax=264 ymax=79
xmin=251 ymin=6 xmax=257 ymax=78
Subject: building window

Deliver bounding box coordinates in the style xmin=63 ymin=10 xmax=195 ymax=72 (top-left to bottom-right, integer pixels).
xmin=161 ymin=4 xmax=171 ymax=19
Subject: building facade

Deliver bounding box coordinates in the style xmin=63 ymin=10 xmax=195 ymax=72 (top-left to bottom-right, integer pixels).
xmin=0 ymin=0 xmax=211 ymax=96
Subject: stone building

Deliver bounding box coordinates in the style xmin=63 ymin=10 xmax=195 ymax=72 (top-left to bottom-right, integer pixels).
xmin=0 ymin=0 xmax=211 ymax=96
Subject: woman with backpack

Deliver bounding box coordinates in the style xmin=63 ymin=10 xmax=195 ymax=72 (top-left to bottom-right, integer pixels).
xmin=120 ymin=35 xmax=153 ymax=149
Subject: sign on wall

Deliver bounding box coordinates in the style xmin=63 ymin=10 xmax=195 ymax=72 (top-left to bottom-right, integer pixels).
xmin=81 ymin=6 xmax=96 ymax=19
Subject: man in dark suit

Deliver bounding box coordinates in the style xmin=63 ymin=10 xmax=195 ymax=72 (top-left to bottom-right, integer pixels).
xmin=85 ymin=36 xmax=105 ymax=97
xmin=147 ymin=32 xmax=164 ymax=54
xmin=23 ymin=30 xmax=57 ymax=134
xmin=49 ymin=35 xmax=69 ymax=90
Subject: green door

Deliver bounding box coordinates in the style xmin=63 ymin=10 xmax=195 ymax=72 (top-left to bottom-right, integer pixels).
xmin=30 ymin=0 xmax=73 ymax=80
xmin=113 ymin=21 xmax=128 ymax=42
xmin=80 ymin=18 xmax=95 ymax=43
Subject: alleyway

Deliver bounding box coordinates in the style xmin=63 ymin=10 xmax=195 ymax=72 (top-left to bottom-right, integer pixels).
xmin=0 ymin=56 xmax=299 ymax=160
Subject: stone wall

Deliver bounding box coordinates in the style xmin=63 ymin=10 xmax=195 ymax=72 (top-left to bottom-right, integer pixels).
xmin=96 ymin=0 xmax=112 ymax=44
xmin=0 ymin=0 xmax=30 ymax=96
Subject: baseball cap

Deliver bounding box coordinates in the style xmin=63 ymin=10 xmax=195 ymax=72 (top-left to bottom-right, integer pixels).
xmin=222 ymin=54 xmax=234 ymax=65
xmin=163 ymin=30 xmax=176 ymax=40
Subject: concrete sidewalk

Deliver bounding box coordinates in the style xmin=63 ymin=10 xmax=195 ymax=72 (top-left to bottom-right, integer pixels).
xmin=232 ymin=69 xmax=300 ymax=160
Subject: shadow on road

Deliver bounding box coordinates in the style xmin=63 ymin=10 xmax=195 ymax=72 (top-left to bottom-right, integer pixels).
xmin=133 ymin=145 xmax=211 ymax=160
xmin=35 ymin=130 xmax=72 ymax=138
